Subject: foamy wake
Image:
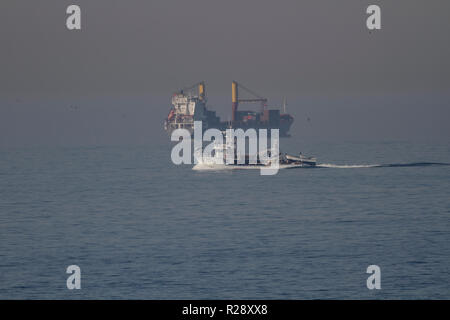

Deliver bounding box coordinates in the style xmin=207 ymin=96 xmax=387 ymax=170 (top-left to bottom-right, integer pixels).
xmin=192 ymin=162 xmax=448 ymax=171
xmin=316 ymin=163 xmax=380 ymax=168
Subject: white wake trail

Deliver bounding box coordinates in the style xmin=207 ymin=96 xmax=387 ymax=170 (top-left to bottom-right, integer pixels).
xmin=316 ymin=163 xmax=380 ymax=168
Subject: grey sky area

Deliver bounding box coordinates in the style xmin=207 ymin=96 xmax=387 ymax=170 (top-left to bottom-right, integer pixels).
xmin=0 ymin=0 xmax=449 ymax=146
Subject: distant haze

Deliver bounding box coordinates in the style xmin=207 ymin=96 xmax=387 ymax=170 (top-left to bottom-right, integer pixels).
xmin=0 ymin=0 xmax=449 ymax=146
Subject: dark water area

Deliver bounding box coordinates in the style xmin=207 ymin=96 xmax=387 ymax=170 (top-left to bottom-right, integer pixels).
xmin=0 ymin=141 xmax=449 ymax=299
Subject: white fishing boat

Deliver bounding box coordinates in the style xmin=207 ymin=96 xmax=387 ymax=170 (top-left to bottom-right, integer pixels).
xmin=193 ymin=138 xmax=316 ymax=171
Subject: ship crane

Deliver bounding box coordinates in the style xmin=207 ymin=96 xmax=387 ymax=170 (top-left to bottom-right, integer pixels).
xmin=231 ymin=81 xmax=268 ymax=122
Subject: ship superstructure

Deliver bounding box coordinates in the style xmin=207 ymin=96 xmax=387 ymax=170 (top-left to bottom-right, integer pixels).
xmin=164 ymin=82 xmax=222 ymax=136
xmin=164 ymin=81 xmax=294 ymax=137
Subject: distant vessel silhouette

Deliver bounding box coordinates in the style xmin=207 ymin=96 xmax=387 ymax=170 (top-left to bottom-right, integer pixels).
xmin=164 ymin=81 xmax=294 ymax=137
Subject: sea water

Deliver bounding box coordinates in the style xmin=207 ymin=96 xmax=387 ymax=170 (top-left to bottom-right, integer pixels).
xmin=0 ymin=140 xmax=449 ymax=299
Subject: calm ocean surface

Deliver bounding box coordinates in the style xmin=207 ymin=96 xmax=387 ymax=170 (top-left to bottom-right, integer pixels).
xmin=0 ymin=140 xmax=449 ymax=299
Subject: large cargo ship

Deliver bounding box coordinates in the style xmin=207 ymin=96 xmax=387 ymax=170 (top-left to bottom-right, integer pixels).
xmin=164 ymin=81 xmax=294 ymax=137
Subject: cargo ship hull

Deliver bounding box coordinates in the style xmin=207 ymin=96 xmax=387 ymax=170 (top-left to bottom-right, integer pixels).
xmin=164 ymin=81 xmax=293 ymax=137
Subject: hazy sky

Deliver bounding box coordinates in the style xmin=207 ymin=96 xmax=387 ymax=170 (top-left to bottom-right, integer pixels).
xmin=0 ymin=0 xmax=449 ymax=145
